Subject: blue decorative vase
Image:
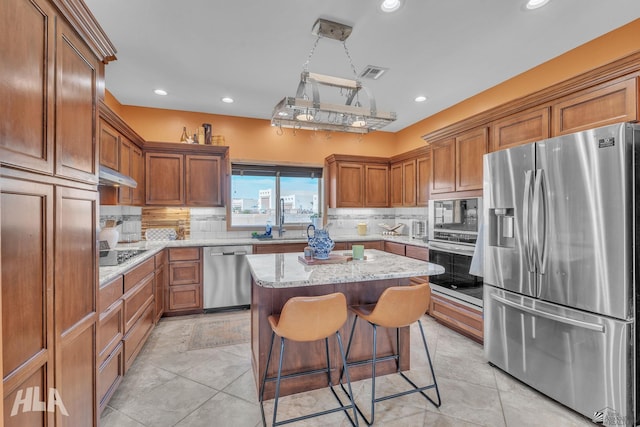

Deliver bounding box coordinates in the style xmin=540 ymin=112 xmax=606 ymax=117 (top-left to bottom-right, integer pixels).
xmin=307 ymin=224 xmax=334 ymax=259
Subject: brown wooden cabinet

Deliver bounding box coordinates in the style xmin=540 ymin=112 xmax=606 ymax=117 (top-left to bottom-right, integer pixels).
xmin=333 ymin=240 xmax=384 ymax=251
xmin=455 ymin=127 xmax=487 ymax=192
xmin=430 ymin=294 xmax=483 ymax=343
xmin=131 ymin=145 xmax=144 ymax=206
xmin=389 ymin=163 xmax=403 ymax=206
xmin=154 ymin=250 xmax=167 ymax=323
xmin=145 ymin=152 xmax=184 ymax=205
xmin=430 ymin=138 xmax=456 ymax=194
xmin=54 ymin=18 xmax=100 ymax=186
xmin=430 ymin=127 xmax=487 ymax=196
xmin=390 ymin=146 xmax=430 ymax=206
xmin=383 ymin=240 xmax=406 ymax=256
xmin=98 ymin=102 xmax=146 ymax=206
xmin=97 ymin=277 xmax=124 ymax=413
xmin=416 ymin=153 xmax=431 ymax=206
xmin=1 ymin=177 xmax=55 ymax=427
xmin=490 ymin=107 xmax=550 ymax=152
xmin=118 ymin=138 xmax=133 ymax=205
xmin=1 ymin=0 xmax=115 ymax=425
xmin=185 ymin=154 xmax=222 ymax=206
xmin=99 ymin=120 xmax=120 ymax=171
xmin=325 ymin=155 xmax=389 ymax=208
xmin=552 ymin=77 xmax=638 ymax=136
xmin=145 ymin=142 xmax=228 ymax=207
xmin=166 ymin=248 xmax=203 ymax=315
xmin=253 ymin=242 xmax=308 ymax=254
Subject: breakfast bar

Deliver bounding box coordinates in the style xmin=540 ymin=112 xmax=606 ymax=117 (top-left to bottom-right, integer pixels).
xmin=246 ymin=249 xmax=444 ymax=399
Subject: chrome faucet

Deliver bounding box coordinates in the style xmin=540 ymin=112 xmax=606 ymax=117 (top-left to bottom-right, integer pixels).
xmin=278 ymin=198 xmax=286 ymax=237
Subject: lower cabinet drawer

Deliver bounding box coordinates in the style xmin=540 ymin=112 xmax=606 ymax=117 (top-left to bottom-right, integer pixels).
xmin=98 ymin=300 xmax=123 ymax=365
xmin=384 ymin=241 xmax=406 ymax=256
xmin=168 ymin=284 xmax=202 ymax=311
xmin=123 ymin=274 xmax=154 ymax=333
xmin=123 ymin=301 xmax=154 ymax=373
xmin=430 ymin=294 xmax=483 ymax=343
xmin=98 ymin=342 xmax=124 ymax=413
xmin=405 ymin=244 xmax=428 ymax=261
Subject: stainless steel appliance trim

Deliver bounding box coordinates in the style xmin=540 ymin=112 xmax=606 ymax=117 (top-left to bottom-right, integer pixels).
xmin=522 ymin=169 xmax=534 ymax=273
xmin=203 ymin=245 xmax=253 ymax=310
xmin=490 ymin=293 xmax=604 ymax=332
xmin=428 ymin=241 xmax=475 ymax=256
xmin=430 ymin=284 xmax=482 ymax=309
xmin=98 ymin=165 xmax=137 ymax=188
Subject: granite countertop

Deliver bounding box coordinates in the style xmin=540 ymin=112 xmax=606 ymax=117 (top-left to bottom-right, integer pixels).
xmin=98 ymin=234 xmax=431 ymax=285
xmin=246 ymin=249 xmax=444 ymax=289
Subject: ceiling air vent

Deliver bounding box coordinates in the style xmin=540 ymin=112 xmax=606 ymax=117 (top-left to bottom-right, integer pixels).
xmin=359 ymin=65 xmax=388 ymax=80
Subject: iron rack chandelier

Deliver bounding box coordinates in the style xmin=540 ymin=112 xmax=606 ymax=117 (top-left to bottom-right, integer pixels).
xmin=271 ymin=18 xmax=396 ymax=134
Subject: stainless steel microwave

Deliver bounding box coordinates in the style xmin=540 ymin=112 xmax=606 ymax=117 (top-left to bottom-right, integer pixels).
xmin=428 ymin=197 xmax=482 ymax=248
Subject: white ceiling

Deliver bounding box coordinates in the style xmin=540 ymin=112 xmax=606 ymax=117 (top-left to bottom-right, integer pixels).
xmin=85 ymin=0 xmax=640 ymax=133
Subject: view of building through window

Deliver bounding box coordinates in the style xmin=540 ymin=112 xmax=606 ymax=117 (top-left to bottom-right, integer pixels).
xmin=230 ymin=165 xmax=322 ymax=228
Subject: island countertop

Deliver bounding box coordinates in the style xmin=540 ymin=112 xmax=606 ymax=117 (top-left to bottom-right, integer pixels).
xmin=246 ymin=249 xmax=444 ymax=288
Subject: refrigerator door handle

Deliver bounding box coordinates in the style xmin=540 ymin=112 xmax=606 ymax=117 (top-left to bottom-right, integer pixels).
xmin=490 ymin=294 xmax=605 ymax=333
xmin=522 ymin=170 xmax=535 ymax=273
xmin=532 ymin=169 xmax=548 ymax=277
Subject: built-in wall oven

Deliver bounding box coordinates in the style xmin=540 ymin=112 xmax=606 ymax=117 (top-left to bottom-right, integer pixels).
xmin=428 ymin=197 xmax=483 ymax=308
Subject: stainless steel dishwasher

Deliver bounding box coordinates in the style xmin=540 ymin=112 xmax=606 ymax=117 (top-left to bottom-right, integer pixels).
xmin=203 ymin=245 xmax=253 ymax=310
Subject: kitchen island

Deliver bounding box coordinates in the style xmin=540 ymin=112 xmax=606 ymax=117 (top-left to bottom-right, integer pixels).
xmin=247 ymin=249 xmax=444 ymax=399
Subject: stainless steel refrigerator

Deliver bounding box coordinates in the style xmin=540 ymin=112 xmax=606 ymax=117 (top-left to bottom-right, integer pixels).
xmin=483 ymin=122 xmax=639 ymax=425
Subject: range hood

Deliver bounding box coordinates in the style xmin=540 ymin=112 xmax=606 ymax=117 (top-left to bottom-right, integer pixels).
xmin=99 ymin=165 xmax=137 ymax=188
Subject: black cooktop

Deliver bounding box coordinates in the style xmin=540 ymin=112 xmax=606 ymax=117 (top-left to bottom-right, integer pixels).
xmin=99 ymin=249 xmax=147 ymax=267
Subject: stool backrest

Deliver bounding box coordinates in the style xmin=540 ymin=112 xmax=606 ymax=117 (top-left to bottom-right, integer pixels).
xmin=276 ymin=292 xmax=347 ymax=342
xmin=367 ymin=282 xmax=431 ymax=328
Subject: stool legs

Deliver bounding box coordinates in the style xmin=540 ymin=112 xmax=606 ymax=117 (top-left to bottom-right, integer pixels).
xmin=259 ymin=330 xmax=359 ymax=427
xmin=342 ymin=316 xmax=441 ymax=426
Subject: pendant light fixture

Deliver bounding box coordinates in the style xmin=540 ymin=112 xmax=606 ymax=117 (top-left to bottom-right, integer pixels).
xmin=271 ymin=18 xmax=396 ymax=134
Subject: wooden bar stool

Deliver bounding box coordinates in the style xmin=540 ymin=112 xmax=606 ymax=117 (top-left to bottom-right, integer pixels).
xmin=341 ymin=282 xmax=441 ymax=425
xmin=259 ymin=292 xmax=359 ymax=427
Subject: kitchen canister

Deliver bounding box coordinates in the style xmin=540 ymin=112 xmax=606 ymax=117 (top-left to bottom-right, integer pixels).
xmin=357 ymin=222 xmax=367 ymax=236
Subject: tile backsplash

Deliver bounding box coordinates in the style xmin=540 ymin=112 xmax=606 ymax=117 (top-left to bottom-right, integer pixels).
xmin=99 ymin=205 xmax=428 ymax=242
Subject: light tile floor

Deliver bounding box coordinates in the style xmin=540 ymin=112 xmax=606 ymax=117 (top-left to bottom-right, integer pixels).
xmin=100 ymin=310 xmax=595 ymax=427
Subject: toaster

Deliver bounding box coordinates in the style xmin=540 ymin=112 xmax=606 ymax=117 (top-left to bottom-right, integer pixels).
xmin=409 ymin=219 xmax=427 ymax=239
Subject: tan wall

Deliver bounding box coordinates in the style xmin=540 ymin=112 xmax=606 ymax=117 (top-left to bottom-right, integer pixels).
xmin=106 ymin=18 xmax=640 ymax=161
xmin=107 ymin=101 xmax=397 ymax=165
xmin=394 ymin=18 xmax=640 ymax=153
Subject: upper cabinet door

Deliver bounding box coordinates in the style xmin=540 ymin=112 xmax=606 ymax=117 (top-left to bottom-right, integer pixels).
xmin=431 ymin=138 xmax=456 ymax=194
xmin=118 ymin=138 xmax=133 ymax=205
xmin=365 ymin=164 xmax=389 ymax=207
xmin=416 ymin=153 xmax=431 ymax=206
xmin=131 ymin=146 xmax=144 ymax=206
xmin=402 ymin=160 xmax=417 ymax=206
xmin=185 ymin=155 xmax=222 ymax=206
xmin=389 ymin=163 xmax=403 ymax=207
xmin=552 ymin=78 xmax=638 ymax=136
xmin=145 ymin=152 xmax=184 ymax=205
xmin=336 ymin=162 xmax=364 ymax=207
xmin=456 ymin=127 xmax=487 ymax=192
xmin=99 ymin=119 xmax=120 ymax=171
xmin=490 ymin=107 xmax=550 ymax=152
xmin=0 ymin=0 xmax=55 ymax=174
xmin=55 ymin=18 xmax=99 ymax=184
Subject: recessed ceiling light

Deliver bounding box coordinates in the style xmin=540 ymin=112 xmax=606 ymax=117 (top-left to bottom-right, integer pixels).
xmin=414 ymin=95 xmax=427 ymax=103
xmin=380 ymin=0 xmax=401 ymax=13
xmin=221 ymin=97 xmax=234 ymax=103
xmin=154 ymin=89 xmax=168 ymax=96
xmin=526 ymin=0 xmax=550 ymax=10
